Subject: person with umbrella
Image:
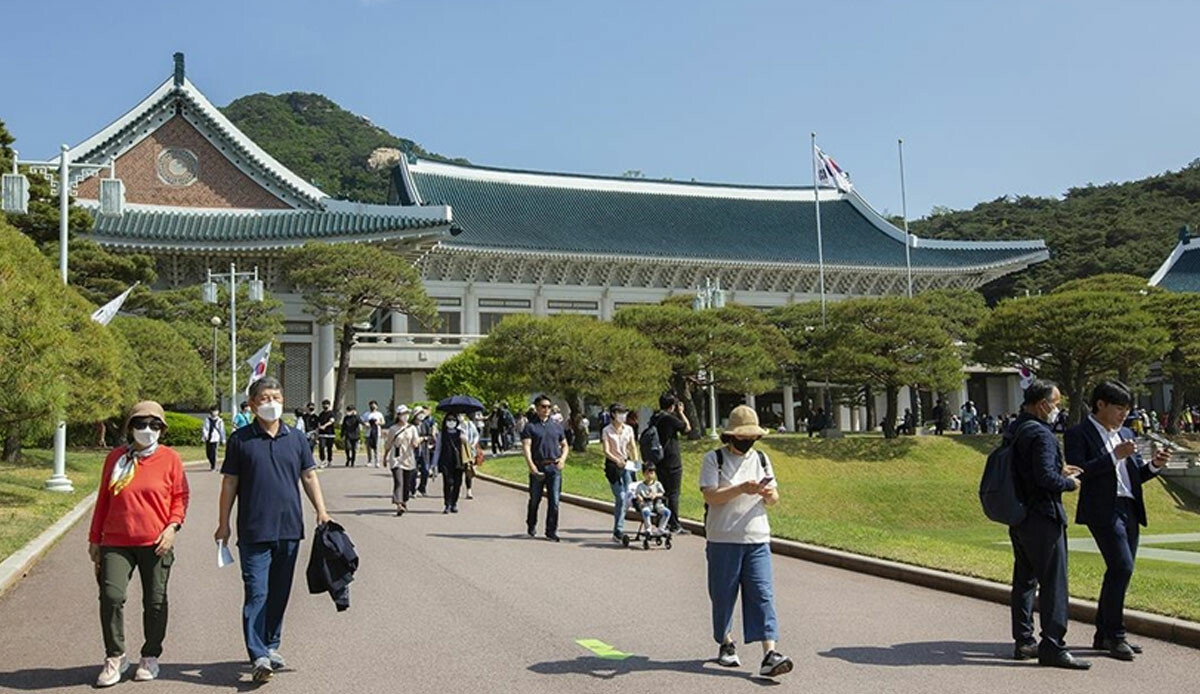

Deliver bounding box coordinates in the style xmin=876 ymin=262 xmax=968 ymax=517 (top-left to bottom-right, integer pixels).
xmin=433 ymin=397 xmax=484 ymax=513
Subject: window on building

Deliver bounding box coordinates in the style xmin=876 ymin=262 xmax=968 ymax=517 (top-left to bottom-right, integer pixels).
xmin=479 ymin=312 xmax=517 ymax=334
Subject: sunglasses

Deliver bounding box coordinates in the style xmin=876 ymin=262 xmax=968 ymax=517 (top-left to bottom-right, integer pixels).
xmin=130 ymin=417 xmax=164 ymax=431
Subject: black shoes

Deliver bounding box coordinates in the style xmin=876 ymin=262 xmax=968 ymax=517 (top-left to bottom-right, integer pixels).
xmin=758 ymin=650 xmax=794 ymax=678
xmin=545 ymin=534 xmax=560 ymax=542
xmin=527 ymin=527 xmax=536 ymax=537
xmin=1093 ymin=635 xmax=1142 ymax=655
xmin=1013 ymin=642 xmax=1038 ymax=660
xmin=1038 ymin=651 xmax=1092 ymax=670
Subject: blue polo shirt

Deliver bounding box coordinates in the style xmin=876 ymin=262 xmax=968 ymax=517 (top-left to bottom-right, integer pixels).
xmin=522 ymin=417 xmax=566 ymax=463
xmin=221 ymin=420 xmax=316 ymax=545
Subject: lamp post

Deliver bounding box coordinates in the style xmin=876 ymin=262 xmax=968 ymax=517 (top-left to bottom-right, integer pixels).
xmin=3 ymin=147 xmax=120 ymax=492
xmin=203 ymin=263 xmax=264 ymax=419
xmin=694 ymin=277 xmax=726 ymax=439
xmin=210 ymin=316 xmax=222 ymax=406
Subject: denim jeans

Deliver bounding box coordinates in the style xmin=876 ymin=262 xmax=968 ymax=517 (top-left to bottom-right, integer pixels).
xmin=609 ymin=469 xmax=632 ymax=537
xmin=641 ymin=503 xmax=672 ymax=532
xmin=706 ymin=542 xmax=778 ymax=644
xmin=527 ymin=463 xmax=562 ymax=536
xmin=239 ymin=539 xmax=300 ymax=662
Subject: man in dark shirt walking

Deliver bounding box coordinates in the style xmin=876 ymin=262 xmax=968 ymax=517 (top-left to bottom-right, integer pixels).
xmin=652 ymin=393 xmax=691 ymax=534
xmin=215 ymin=377 xmax=333 ymax=683
xmin=316 ymin=400 xmax=336 ymax=468
xmin=523 ymin=394 xmax=568 ymax=542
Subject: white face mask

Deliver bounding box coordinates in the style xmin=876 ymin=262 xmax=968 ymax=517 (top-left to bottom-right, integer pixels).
xmin=132 ymin=427 xmax=159 ymax=447
xmin=257 ymin=401 xmax=283 ymax=422
xmin=1045 ymin=406 xmax=1061 ymax=424
xmin=614 ymin=413 xmax=627 ymax=424
xmin=398 ymin=415 xmax=409 ymax=425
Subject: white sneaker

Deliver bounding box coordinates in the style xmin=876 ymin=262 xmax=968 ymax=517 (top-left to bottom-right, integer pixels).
xmin=133 ymin=657 xmax=159 ymax=681
xmin=96 ymin=655 xmax=129 ymax=687
xmin=466 ymin=489 xmax=474 ymax=499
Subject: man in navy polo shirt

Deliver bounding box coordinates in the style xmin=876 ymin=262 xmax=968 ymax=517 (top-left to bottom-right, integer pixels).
xmin=215 ymin=377 xmax=333 ymax=684
xmin=523 ymin=394 xmax=568 ymax=541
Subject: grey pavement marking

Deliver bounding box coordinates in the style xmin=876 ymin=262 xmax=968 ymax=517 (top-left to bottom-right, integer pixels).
xmin=0 ymin=457 xmax=1197 ymax=693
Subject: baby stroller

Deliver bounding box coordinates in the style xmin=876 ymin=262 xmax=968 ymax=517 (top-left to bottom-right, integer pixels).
xmin=620 ymin=487 xmax=672 ymax=551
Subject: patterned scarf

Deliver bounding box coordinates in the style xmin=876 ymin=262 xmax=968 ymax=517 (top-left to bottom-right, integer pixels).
xmin=109 ymin=442 xmax=158 ymax=496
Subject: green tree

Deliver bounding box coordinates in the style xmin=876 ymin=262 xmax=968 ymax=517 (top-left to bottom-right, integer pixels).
xmin=427 ymin=344 xmax=529 ymax=409
xmin=475 ymin=314 xmax=671 ymax=450
xmin=815 ymin=297 xmax=963 ymax=438
xmin=111 ymin=315 xmax=211 ymax=408
xmin=1145 ymin=292 xmax=1200 ymax=433
xmin=976 ymin=291 xmax=1171 ymax=424
xmin=284 ymin=242 xmax=437 ymax=415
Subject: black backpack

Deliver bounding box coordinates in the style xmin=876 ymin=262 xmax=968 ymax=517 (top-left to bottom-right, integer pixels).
xmin=979 ymin=420 xmax=1037 ymax=526
xmin=703 ymin=448 xmax=769 ymax=525
xmin=639 ymin=417 xmax=664 ymax=465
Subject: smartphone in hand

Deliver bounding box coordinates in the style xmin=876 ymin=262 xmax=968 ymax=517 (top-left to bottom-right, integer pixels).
xmin=759 ymin=476 xmax=774 ymax=486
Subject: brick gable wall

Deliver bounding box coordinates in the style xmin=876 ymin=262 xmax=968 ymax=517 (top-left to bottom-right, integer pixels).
xmin=76 ymin=115 xmax=292 ymax=209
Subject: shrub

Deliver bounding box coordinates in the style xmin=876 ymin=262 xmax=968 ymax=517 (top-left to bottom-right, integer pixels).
xmin=161 ymin=411 xmax=203 ymax=447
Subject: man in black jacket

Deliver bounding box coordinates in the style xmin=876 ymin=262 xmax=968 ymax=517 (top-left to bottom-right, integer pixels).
xmin=1007 ymin=380 xmax=1089 ymax=670
xmin=1064 ymin=380 xmax=1170 ymax=661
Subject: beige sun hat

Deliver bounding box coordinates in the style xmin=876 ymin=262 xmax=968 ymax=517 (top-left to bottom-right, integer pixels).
xmin=124 ymin=400 xmax=167 ymax=431
xmin=722 ymin=405 xmax=769 ymax=438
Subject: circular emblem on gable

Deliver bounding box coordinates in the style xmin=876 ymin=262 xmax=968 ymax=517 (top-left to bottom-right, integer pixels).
xmin=156 ymin=148 xmax=198 ymax=186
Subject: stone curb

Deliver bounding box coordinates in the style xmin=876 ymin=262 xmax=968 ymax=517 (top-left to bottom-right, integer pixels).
xmin=476 ymin=472 xmax=1200 ymax=650
xmin=0 ymin=459 xmax=209 ymax=600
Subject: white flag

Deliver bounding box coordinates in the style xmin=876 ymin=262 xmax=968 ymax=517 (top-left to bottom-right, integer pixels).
xmin=814 ymin=146 xmax=853 ymax=193
xmin=245 ymin=342 xmax=272 ymax=390
xmin=90 ymin=284 xmax=138 ymax=326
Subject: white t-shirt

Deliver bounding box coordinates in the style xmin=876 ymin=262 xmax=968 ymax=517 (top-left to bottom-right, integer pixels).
xmin=365 ymin=411 xmax=386 ymax=437
xmin=601 ymin=423 xmax=635 ymax=463
xmin=385 ymin=424 xmax=421 ymax=470
xmin=699 ymin=447 xmax=776 ymax=544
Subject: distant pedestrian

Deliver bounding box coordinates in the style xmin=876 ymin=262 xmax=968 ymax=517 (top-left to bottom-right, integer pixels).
xmin=489 ymin=405 xmax=505 ymax=456
xmin=651 ymin=393 xmax=691 ymax=534
xmin=364 ymin=401 xmax=386 ymax=468
xmin=700 ymin=405 xmax=792 ymax=679
xmin=501 ymin=402 xmax=516 ymax=450
xmin=806 ymin=408 xmax=825 ymax=438
xmin=602 ymin=403 xmax=636 ymax=542
xmin=215 ymin=377 xmax=333 ymax=683
xmin=524 ymin=394 xmax=568 ymax=541
xmin=385 ymin=405 xmax=421 ymax=516
xmin=89 ymin=401 xmax=189 ymax=687
xmin=414 ymin=407 xmax=436 ymax=496
xmin=931 ymin=400 xmax=946 ymax=436
xmin=433 ymin=413 xmax=469 ymax=513
xmin=233 ymin=401 xmax=253 ymax=430
xmin=463 ymin=412 xmax=484 ymax=500
xmin=1006 ymin=380 xmax=1089 ymax=670
xmin=202 ymin=405 xmax=226 ymax=471
xmin=303 ymin=403 xmax=319 ymax=453
xmin=316 ymin=400 xmax=336 ymax=467
xmin=341 ymin=405 xmax=361 ymax=467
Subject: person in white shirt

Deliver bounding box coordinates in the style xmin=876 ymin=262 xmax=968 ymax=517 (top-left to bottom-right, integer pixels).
xmin=634 ymin=464 xmax=670 ymax=535
xmin=201 ymin=406 xmax=226 ymax=471
xmin=601 ymin=403 xmax=636 ymax=542
xmin=384 ymin=405 xmax=422 ymax=516
xmin=699 ymin=405 xmax=792 ymax=680
xmin=364 ymin=401 xmax=387 ymax=468
xmin=461 ymin=412 xmax=484 ymax=500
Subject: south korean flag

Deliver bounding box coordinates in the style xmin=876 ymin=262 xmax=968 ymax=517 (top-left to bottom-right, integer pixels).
xmin=246 ymin=341 xmax=272 ymax=391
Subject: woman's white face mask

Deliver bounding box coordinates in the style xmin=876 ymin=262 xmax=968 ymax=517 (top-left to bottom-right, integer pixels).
xmin=132 ymin=426 xmax=159 ymax=448
xmin=614 ymin=413 xmax=628 ymax=424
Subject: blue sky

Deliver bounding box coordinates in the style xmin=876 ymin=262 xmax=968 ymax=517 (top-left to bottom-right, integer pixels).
xmin=4 ymin=0 xmax=1199 ymax=217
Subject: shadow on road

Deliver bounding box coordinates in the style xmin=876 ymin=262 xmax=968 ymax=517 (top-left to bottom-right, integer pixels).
xmin=818 ymin=641 xmax=1026 ymax=667
xmin=528 ymin=655 xmax=779 ymax=685
xmin=0 ymin=660 xmax=257 ymax=691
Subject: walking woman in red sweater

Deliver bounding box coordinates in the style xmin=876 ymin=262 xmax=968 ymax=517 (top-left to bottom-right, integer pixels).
xmin=87 ymin=401 xmax=189 ymax=687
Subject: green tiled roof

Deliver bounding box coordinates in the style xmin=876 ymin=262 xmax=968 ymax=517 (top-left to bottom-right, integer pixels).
xmin=90 ymin=207 xmax=447 ymax=248
xmin=1157 ymin=245 xmax=1200 ymax=292
xmin=406 ymin=165 xmax=1046 ymax=270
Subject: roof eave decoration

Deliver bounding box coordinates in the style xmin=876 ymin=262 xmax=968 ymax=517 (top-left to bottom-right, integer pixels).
xmin=845 ymin=189 xmax=1048 ymax=253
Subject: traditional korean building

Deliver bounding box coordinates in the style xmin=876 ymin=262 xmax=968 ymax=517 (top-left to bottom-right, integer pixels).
xmin=67 ymin=54 xmax=1048 ymax=429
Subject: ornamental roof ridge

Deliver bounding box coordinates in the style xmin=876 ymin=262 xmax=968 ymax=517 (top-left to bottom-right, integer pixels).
xmin=1148 ymin=236 xmax=1200 ymax=287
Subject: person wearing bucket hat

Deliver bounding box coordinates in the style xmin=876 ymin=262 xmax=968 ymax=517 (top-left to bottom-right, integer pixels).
xmin=88 ymin=401 xmax=189 ymax=687
xmin=699 ymin=404 xmax=792 ymax=679
xmin=385 ymin=405 xmax=422 ymax=515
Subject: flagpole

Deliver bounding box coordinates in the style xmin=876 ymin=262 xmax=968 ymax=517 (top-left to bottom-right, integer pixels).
xmin=899 ymin=138 xmax=913 ymax=298
xmin=811 ymin=132 xmax=827 ymax=327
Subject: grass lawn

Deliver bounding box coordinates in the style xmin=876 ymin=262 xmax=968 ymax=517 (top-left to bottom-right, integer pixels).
xmin=1143 ymin=542 xmax=1200 ymax=553
xmin=484 ymin=433 xmax=1200 ymax=622
xmin=0 ymin=445 xmax=210 ymax=563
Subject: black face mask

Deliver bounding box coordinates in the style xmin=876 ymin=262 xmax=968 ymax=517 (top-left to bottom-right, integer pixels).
xmin=730 ymin=438 xmax=755 ymax=454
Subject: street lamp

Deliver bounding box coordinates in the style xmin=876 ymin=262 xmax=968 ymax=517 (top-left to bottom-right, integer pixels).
xmin=694 ymin=277 xmax=726 ymax=439
xmin=210 ymin=316 xmax=222 ymax=405
xmin=204 ymin=263 xmax=264 ymax=419
xmin=3 ymin=146 xmax=123 ymax=492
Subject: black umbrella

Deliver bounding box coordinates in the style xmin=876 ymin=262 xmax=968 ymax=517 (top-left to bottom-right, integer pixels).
xmin=436 ymin=395 xmax=485 ymax=415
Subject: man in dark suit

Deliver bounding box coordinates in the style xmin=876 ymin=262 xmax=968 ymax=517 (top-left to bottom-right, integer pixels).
xmin=1007 ymin=380 xmax=1090 ymax=670
xmin=1064 ymin=380 xmax=1170 ymax=661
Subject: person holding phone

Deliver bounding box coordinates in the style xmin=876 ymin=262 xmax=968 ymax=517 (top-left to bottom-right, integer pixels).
xmin=699 ymin=405 xmax=792 ymax=680
xmin=652 ymin=393 xmax=691 ymax=534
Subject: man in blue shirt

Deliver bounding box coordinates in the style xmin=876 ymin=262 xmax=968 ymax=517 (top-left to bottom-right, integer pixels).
xmin=215 ymin=377 xmax=332 ymax=683
xmin=523 ymin=394 xmax=568 ymax=542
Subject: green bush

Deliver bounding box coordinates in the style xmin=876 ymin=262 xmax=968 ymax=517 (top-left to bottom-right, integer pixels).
xmin=161 ymin=411 xmax=203 ymax=447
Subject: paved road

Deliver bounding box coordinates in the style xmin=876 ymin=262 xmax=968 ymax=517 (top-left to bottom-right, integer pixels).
xmin=0 ymin=458 xmax=1196 ymax=693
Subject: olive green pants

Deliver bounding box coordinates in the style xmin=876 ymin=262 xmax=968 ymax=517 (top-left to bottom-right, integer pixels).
xmin=98 ymin=546 xmax=174 ymax=658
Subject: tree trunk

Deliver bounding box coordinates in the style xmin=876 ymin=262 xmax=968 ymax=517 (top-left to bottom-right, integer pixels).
xmin=565 ymin=391 xmax=588 ymax=452
xmin=3 ymin=433 xmax=21 ymax=463
xmin=671 ymin=374 xmax=704 ymax=441
xmin=909 ymin=384 xmax=922 ymax=432
xmin=864 ymin=384 xmax=876 ymax=431
xmin=333 ymin=323 xmax=356 ymax=416
xmin=883 ymin=385 xmax=899 ymax=439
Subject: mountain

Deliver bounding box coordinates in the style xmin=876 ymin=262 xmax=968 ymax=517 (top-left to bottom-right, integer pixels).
xmin=908 ymin=161 xmax=1200 ymax=300
xmin=221 ymin=92 xmax=466 ymax=204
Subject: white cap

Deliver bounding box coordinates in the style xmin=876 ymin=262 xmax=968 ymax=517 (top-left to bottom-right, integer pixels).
xmin=396 ymin=404 xmax=411 ymax=415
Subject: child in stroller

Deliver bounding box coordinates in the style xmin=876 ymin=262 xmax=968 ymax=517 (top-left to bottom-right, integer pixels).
xmin=626 ymin=463 xmax=673 ymax=550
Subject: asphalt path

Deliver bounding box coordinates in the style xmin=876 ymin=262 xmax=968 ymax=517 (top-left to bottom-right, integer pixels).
xmin=0 ymin=457 xmax=1196 ymax=693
